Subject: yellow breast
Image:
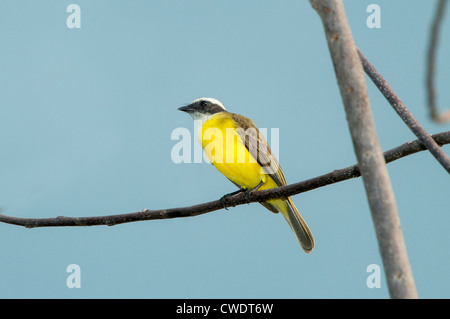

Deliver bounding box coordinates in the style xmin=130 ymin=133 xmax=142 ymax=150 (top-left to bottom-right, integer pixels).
xmin=200 ymin=112 xmax=287 ymax=214
xmin=200 ymin=112 xmax=267 ymax=190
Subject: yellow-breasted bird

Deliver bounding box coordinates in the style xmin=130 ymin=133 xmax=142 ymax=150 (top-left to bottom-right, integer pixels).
xmin=178 ymin=97 xmax=314 ymax=253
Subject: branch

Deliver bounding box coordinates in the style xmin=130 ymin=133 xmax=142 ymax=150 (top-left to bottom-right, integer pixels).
xmin=310 ymin=0 xmax=417 ymax=299
xmin=0 ymin=131 xmax=447 ymax=226
xmin=358 ymin=48 xmax=450 ymax=174
xmin=427 ymin=0 xmax=450 ymax=123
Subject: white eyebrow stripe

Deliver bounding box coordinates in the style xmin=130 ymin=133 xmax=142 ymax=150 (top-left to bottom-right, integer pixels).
xmin=191 ymin=97 xmax=227 ymax=111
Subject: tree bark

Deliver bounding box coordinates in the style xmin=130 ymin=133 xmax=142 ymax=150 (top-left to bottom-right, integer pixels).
xmin=309 ymin=0 xmax=418 ymax=298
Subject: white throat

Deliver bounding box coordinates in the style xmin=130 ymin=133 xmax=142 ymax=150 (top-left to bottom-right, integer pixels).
xmin=189 ymin=111 xmax=215 ymax=124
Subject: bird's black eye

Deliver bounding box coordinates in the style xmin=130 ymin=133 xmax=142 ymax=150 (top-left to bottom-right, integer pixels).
xmin=200 ymin=100 xmax=208 ymax=108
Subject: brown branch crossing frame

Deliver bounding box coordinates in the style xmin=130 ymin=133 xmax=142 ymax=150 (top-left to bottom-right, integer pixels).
xmin=0 ymin=131 xmax=448 ymax=229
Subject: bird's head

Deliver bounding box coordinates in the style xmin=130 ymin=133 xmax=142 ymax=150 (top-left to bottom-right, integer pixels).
xmin=178 ymin=97 xmax=227 ymax=121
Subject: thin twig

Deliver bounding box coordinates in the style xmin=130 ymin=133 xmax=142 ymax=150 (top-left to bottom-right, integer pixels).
xmin=358 ymin=48 xmax=450 ymax=174
xmin=427 ymin=0 xmax=450 ymax=123
xmin=310 ymin=0 xmax=417 ymax=299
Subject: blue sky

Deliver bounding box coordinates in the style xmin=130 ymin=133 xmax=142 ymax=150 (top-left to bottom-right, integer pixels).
xmin=0 ymin=1 xmax=449 ymax=298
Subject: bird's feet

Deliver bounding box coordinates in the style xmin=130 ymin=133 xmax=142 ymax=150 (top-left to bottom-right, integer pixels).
xmin=219 ymin=189 xmax=245 ymax=210
xmin=243 ymin=180 xmax=264 ymax=203
xmin=219 ymin=181 xmax=264 ymax=209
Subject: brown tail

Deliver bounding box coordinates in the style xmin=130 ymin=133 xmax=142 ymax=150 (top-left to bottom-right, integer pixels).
xmin=283 ymin=197 xmax=315 ymax=254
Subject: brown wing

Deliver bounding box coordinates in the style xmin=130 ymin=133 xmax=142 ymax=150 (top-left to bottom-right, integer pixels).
xmin=231 ymin=113 xmax=287 ymax=187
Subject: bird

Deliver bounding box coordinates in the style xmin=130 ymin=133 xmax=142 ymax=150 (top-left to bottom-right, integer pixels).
xmin=178 ymin=97 xmax=314 ymax=253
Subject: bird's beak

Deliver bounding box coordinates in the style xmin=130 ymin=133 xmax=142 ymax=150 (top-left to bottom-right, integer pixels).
xmin=178 ymin=105 xmax=192 ymax=113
